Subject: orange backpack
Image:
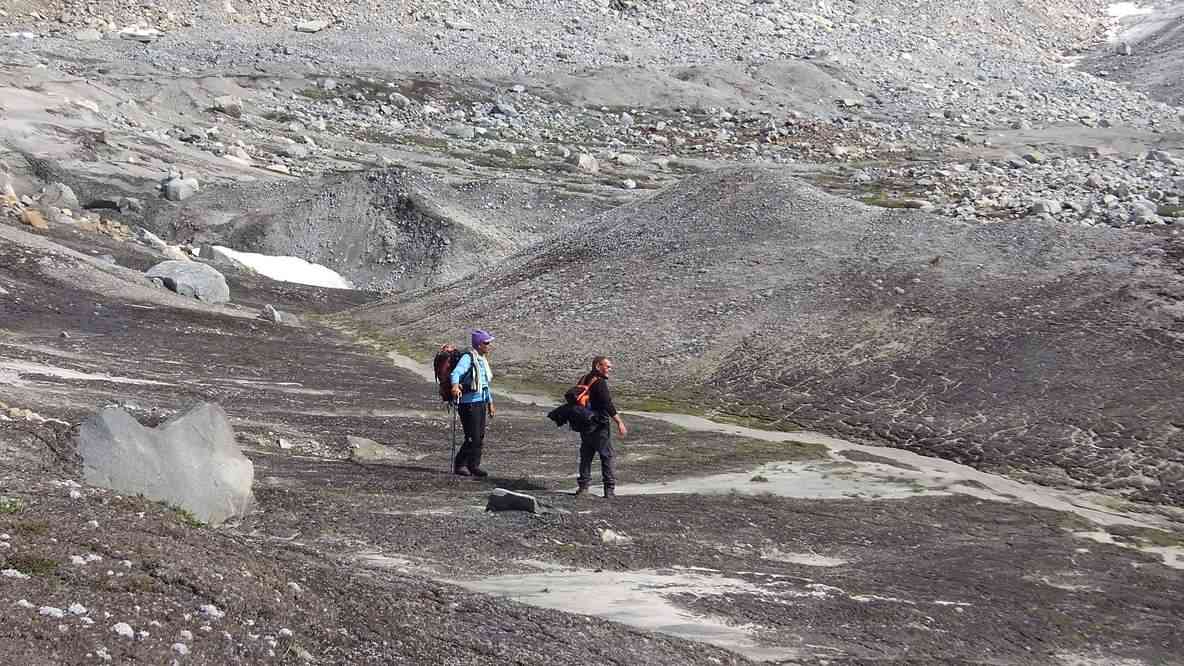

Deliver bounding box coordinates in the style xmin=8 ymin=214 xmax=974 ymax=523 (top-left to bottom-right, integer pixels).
xmin=565 ymin=374 xmax=599 ymax=407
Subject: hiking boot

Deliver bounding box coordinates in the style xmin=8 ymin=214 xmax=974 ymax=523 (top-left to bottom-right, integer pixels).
xmin=467 ymin=467 xmax=489 ymax=478
xmin=574 ymin=485 xmax=590 ymax=497
xmin=603 ymin=486 xmax=616 ymax=499
xmin=453 ymin=467 xmax=471 ymax=476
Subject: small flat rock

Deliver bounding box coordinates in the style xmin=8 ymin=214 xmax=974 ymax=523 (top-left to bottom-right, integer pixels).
xmin=295 ymin=20 xmax=329 ymax=33
xmin=119 ymin=28 xmax=162 ymax=43
xmin=347 ymin=436 xmax=411 ymax=464
xmin=599 ymin=528 xmax=633 ymax=545
xmin=445 ymin=125 xmax=476 ymax=140
xmin=74 ymin=29 xmax=103 ymax=41
xmin=486 ymin=488 xmax=539 ymax=513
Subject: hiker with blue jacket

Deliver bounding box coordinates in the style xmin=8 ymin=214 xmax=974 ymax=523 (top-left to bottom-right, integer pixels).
xmin=576 ymin=356 xmax=627 ymax=498
xmin=449 ymin=329 xmax=496 ymax=477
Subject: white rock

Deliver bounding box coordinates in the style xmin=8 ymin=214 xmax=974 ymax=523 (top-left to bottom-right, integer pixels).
xmin=599 ymin=528 xmax=633 ymax=545
xmin=568 ymin=153 xmax=599 ymax=173
xmin=15 ymin=599 xmax=34 ymax=608
xmin=179 ymin=630 xmax=194 ymax=641
xmin=200 ymin=604 xmax=225 ymax=619
xmin=40 ymin=607 xmax=66 ymax=618
xmin=112 ymin=622 xmax=134 ymax=638
xmin=163 ymin=177 xmax=199 ymax=202
xmin=68 ymin=603 xmax=88 ymax=615
xmin=2 ymin=569 xmax=29 ymax=579
xmin=213 ymin=95 xmax=244 ymax=118
xmin=295 ymin=20 xmax=329 ymax=33
xmin=119 ymin=27 xmax=163 ymax=43
xmin=172 ymin=643 xmax=190 ymax=655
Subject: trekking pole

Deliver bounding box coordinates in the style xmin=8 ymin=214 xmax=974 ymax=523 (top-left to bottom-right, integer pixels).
xmin=449 ymin=399 xmax=457 ymax=472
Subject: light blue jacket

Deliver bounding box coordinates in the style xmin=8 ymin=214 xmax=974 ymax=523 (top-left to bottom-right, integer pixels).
xmin=450 ymin=351 xmax=493 ymax=405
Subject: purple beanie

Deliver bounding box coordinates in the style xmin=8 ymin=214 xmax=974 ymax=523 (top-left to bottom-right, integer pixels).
xmin=471 ymin=329 xmax=495 ymax=347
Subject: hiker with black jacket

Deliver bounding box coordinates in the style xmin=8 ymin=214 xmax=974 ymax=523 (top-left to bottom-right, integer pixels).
xmin=449 ymin=329 xmax=496 ymax=477
xmin=576 ymin=356 xmax=627 ymax=498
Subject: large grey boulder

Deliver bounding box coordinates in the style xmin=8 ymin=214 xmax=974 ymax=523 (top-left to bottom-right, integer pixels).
xmin=145 ymin=260 xmax=230 ymax=303
xmin=486 ymin=488 xmax=539 ymax=513
xmin=78 ymin=404 xmax=254 ymax=525
xmin=40 ymin=183 xmax=79 ymax=211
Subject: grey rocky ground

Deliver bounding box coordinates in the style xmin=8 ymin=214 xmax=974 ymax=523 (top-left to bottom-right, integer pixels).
xmin=2 ymin=221 xmax=1182 ymax=664
xmin=360 ymin=166 xmax=1184 ymax=506
xmin=3 ymin=0 xmax=1184 ymax=663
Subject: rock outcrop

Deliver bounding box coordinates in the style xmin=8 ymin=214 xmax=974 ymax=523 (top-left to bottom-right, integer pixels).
xmin=145 ymin=260 xmax=230 ymax=303
xmin=78 ymin=403 xmax=255 ymax=525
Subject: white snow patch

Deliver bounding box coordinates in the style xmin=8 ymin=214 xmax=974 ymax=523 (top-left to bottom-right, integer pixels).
xmin=0 ymin=360 xmax=170 ymax=387
xmin=210 ymin=246 xmax=353 ymax=289
xmin=1107 ymin=2 xmax=1153 ymax=18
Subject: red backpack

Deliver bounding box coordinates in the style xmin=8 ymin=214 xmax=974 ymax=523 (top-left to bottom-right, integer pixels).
xmin=433 ymin=344 xmax=471 ymax=402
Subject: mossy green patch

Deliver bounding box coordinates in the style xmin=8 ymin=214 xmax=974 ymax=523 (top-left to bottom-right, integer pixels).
xmin=12 ymin=519 xmax=48 ymax=536
xmin=0 ymin=496 xmax=24 ymax=514
xmin=167 ymin=504 xmax=205 ymax=528
xmin=1111 ymin=526 xmax=1184 ymax=549
xmin=624 ymin=395 xmax=709 ymax=417
xmin=860 ymin=195 xmax=930 ymax=210
xmin=647 ymin=438 xmax=827 ymax=472
xmin=7 ymin=554 xmax=59 ymax=576
xmin=319 ymin=317 xmax=435 ymax=364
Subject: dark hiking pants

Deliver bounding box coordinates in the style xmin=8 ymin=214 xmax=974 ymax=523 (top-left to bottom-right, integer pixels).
xmin=578 ymin=423 xmax=616 ymax=490
xmin=456 ymin=401 xmax=488 ymax=471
